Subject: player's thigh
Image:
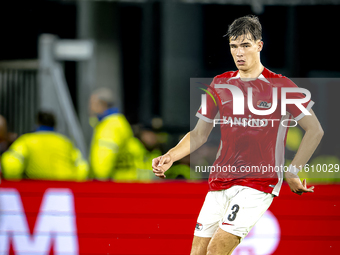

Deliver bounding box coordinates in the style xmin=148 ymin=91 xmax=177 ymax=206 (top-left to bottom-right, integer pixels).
xmin=194 ymin=191 xmax=226 ymax=238
xmin=192 ymin=191 xmax=225 ymax=254
xmin=190 ymin=236 xmax=211 ymax=255
xmin=207 ymin=227 xmax=240 ymax=255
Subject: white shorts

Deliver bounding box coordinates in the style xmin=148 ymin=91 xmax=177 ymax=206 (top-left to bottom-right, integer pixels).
xmin=194 ymin=185 xmax=274 ymax=241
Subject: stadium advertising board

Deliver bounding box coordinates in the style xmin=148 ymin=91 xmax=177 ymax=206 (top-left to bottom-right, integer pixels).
xmin=0 ymin=180 xmax=339 ymax=255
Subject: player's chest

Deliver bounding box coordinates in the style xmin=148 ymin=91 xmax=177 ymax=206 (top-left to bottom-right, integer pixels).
xmin=217 ymin=82 xmax=279 ymax=115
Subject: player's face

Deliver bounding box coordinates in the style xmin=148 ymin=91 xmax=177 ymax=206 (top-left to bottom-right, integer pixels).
xmin=229 ymin=34 xmax=263 ymax=72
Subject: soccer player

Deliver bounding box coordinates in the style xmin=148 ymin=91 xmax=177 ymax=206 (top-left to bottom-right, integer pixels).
xmin=152 ymin=15 xmax=323 ymax=255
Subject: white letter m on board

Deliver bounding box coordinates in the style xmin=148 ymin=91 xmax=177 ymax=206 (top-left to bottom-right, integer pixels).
xmin=0 ymin=188 xmax=78 ymax=255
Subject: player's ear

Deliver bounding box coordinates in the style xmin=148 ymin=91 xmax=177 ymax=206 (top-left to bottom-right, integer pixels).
xmin=257 ymin=40 xmax=263 ymax=52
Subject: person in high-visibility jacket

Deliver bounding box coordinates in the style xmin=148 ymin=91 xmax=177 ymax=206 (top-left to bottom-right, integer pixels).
xmin=89 ymin=88 xmax=153 ymax=181
xmin=1 ymin=111 xmax=88 ymax=181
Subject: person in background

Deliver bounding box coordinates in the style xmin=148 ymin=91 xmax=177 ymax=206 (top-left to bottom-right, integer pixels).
xmin=89 ymin=87 xmax=152 ymax=181
xmin=0 ymin=115 xmax=18 ymax=156
xmin=0 ymin=115 xmax=8 ymax=180
xmin=0 ymin=115 xmax=9 ymax=157
xmin=139 ymin=128 xmax=162 ymax=171
xmin=1 ymin=111 xmax=88 ymax=181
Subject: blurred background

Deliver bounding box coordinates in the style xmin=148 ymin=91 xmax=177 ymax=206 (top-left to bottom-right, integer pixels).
xmin=1 ymin=1 xmax=340 ymax=254
xmin=0 ymin=0 xmax=340 ymax=182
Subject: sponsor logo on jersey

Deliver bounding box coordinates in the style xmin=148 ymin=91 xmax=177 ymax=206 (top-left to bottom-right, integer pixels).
xmin=214 ymin=116 xmax=297 ymax=128
xmin=220 ymin=115 xmax=269 ymax=127
xmin=195 ymin=222 xmax=203 ymax=231
xmin=257 ymin=100 xmax=272 ymax=108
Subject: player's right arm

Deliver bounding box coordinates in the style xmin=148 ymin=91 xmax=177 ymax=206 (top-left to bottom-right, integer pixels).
xmin=152 ymin=119 xmax=214 ymax=178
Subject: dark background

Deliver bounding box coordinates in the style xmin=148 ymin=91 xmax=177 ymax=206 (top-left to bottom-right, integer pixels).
xmin=1 ymin=0 xmax=339 ymax=155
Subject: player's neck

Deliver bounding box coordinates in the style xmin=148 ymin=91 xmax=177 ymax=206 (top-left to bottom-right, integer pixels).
xmin=238 ymin=62 xmax=264 ymax=81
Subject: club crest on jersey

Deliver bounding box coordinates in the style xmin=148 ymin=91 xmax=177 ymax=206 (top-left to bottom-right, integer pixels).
xmin=196 ymin=223 xmax=203 ymax=231
xmin=257 ymin=100 xmax=271 ymax=108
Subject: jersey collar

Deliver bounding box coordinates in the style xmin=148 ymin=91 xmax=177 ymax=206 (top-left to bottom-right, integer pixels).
xmin=97 ymin=107 xmax=119 ymax=121
xmin=228 ymin=70 xmax=270 ymax=83
xmin=36 ymin=125 xmax=55 ymax=132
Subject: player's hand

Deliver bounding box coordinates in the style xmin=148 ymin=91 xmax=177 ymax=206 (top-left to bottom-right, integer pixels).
xmin=285 ymin=172 xmax=314 ymax=195
xmin=152 ymin=154 xmax=173 ymax=179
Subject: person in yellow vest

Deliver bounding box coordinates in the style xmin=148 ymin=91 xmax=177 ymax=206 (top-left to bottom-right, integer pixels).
xmin=0 ymin=115 xmax=18 ymax=156
xmin=89 ymin=88 xmax=152 ymax=181
xmin=1 ymin=111 xmax=88 ymax=181
xmin=0 ymin=115 xmax=9 ymax=157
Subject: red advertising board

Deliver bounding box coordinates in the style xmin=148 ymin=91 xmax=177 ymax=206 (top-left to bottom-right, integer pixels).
xmin=0 ymin=180 xmax=339 ymax=255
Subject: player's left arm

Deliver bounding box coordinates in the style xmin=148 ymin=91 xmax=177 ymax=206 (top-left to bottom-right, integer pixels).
xmin=285 ymin=109 xmax=324 ymax=195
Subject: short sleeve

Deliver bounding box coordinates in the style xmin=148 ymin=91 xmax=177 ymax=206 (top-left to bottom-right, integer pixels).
xmin=282 ymin=78 xmax=314 ymax=121
xmin=196 ymin=79 xmax=219 ymax=123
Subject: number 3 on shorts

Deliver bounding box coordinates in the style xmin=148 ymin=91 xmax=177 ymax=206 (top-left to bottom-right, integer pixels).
xmin=227 ymin=204 xmax=240 ymax=221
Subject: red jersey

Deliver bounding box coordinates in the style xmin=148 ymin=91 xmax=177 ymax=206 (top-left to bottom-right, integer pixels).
xmin=196 ymin=68 xmax=314 ymax=196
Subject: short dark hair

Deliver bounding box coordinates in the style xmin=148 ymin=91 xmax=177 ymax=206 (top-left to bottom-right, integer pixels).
xmin=225 ymin=15 xmax=262 ymax=41
xmin=37 ymin=111 xmax=56 ymax=127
